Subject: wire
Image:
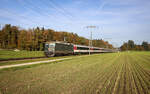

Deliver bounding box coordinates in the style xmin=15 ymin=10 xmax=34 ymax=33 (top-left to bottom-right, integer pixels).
xmin=44 ymin=0 xmax=74 ymax=21
xmin=49 ymin=0 xmax=74 ymax=18
xmin=1 ymin=0 xmax=77 ymax=29
xmin=17 ymin=0 xmax=74 ymax=26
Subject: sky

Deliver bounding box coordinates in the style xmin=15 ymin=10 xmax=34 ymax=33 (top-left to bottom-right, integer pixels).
xmin=0 ymin=0 xmax=150 ymax=47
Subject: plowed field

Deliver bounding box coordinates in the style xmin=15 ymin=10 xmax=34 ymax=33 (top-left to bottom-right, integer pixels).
xmin=0 ymin=52 xmax=150 ymax=94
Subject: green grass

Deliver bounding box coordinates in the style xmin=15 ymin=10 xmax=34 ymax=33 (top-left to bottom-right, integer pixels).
xmin=0 ymin=50 xmax=44 ymax=60
xmin=0 ymin=55 xmax=85 ymax=66
xmin=0 ymin=52 xmax=150 ymax=94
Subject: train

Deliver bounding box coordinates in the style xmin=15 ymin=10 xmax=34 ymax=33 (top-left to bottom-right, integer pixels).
xmin=44 ymin=41 xmax=115 ymax=57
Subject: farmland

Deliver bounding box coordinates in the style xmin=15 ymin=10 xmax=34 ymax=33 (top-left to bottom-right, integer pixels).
xmin=0 ymin=52 xmax=150 ymax=94
xmin=0 ymin=50 xmax=44 ymax=60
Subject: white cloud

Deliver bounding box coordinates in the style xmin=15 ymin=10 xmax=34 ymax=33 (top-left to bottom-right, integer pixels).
xmin=0 ymin=0 xmax=150 ymax=46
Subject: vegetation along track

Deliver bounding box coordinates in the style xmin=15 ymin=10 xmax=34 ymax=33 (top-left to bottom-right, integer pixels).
xmin=0 ymin=56 xmax=47 ymax=62
xmin=0 ymin=52 xmax=150 ymax=94
xmin=0 ymin=50 xmax=45 ymax=61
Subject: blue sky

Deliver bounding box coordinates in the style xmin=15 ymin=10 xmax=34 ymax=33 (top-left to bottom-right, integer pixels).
xmin=0 ymin=0 xmax=150 ymax=47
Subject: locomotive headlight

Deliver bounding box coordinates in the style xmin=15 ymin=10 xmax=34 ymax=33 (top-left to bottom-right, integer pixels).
xmin=48 ymin=48 xmax=51 ymax=51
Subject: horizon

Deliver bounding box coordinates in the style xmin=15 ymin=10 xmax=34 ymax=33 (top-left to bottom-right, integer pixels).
xmin=0 ymin=0 xmax=150 ymax=47
xmin=1 ymin=24 xmax=149 ymax=48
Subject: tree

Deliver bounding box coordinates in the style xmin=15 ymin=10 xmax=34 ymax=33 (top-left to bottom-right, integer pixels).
xmin=128 ymin=40 xmax=135 ymax=50
xmin=0 ymin=29 xmax=2 ymax=48
xmin=120 ymin=40 xmax=150 ymax=51
xmin=10 ymin=26 xmax=19 ymax=48
xmin=0 ymin=24 xmax=114 ymax=51
xmin=142 ymin=41 xmax=149 ymax=51
xmin=26 ymin=30 xmax=33 ymax=51
xmin=120 ymin=43 xmax=127 ymax=51
xmin=18 ymin=30 xmax=27 ymax=50
xmin=148 ymin=44 xmax=150 ymax=51
xmin=2 ymin=24 xmax=11 ymax=48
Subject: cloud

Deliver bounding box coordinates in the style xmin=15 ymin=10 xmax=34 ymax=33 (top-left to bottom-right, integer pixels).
xmin=0 ymin=0 xmax=150 ymax=46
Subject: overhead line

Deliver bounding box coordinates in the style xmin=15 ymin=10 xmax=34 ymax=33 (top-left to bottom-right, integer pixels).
xmin=18 ymin=0 xmax=73 ymax=26
xmin=0 ymin=9 xmax=39 ymax=27
xmin=2 ymin=0 xmax=75 ymax=28
xmin=21 ymin=0 xmax=73 ymax=22
xmin=16 ymin=0 xmax=56 ymax=28
xmin=50 ymin=0 xmax=74 ymax=18
xmin=45 ymin=0 xmax=74 ymax=21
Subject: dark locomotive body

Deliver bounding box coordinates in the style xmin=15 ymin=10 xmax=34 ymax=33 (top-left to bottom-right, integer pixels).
xmin=44 ymin=42 xmax=73 ymax=57
xmin=44 ymin=42 xmax=114 ymax=57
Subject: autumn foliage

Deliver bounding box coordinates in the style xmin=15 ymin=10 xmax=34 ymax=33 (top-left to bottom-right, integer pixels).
xmin=120 ymin=40 xmax=150 ymax=51
xmin=0 ymin=24 xmax=113 ymax=51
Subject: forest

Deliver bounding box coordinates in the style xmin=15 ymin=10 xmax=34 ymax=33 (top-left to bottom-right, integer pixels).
xmin=0 ymin=24 xmax=113 ymax=51
xmin=120 ymin=40 xmax=150 ymax=51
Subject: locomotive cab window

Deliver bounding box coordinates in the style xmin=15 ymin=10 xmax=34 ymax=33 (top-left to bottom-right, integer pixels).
xmin=49 ymin=43 xmax=55 ymax=51
xmin=45 ymin=44 xmax=49 ymax=51
xmin=45 ymin=43 xmax=55 ymax=52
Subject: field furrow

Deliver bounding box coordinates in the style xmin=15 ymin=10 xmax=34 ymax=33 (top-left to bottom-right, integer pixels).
xmin=0 ymin=52 xmax=150 ymax=94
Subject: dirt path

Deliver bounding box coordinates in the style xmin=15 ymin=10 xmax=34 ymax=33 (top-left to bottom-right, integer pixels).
xmin=0 ymin=55 xmax=90 ymax=69
xmin=0 ymin=58 xmax=71 ymax=69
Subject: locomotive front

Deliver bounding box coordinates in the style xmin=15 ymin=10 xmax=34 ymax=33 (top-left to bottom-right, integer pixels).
xmin=44 ymin=43 xmax=56 ymax=57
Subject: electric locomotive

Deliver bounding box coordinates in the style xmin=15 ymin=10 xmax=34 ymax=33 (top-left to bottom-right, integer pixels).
xmin=44 ymin=42 xmax=73 ymax=57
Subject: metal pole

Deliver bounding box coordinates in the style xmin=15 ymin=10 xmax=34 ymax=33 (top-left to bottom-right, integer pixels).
xmin=64 ymin=37 xmax=66 ymax=42
xmin=126 ymin=42 xmax=128 ymax=52
xmin=91 ymin=31 xmax=92 ymax=47
xmin=86 ymin=26 xmax=96 ymax=55
xmin=89 ymin=36 xmax=91 ymax=55
xmin=89 ymin=31 xmax=92 ymax=55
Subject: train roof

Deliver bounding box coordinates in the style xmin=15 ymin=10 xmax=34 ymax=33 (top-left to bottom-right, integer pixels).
xmin=46 ymin=41 xmax=109 ymax=50
xmin=46 ymin=41 xmax=73 ymax=45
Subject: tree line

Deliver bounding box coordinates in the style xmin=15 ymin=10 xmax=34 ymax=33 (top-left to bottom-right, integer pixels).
xmin=0 ymin=24 xmax=113 ymax=51
xmin=120 ymin=40 xmax=150 ymax=51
